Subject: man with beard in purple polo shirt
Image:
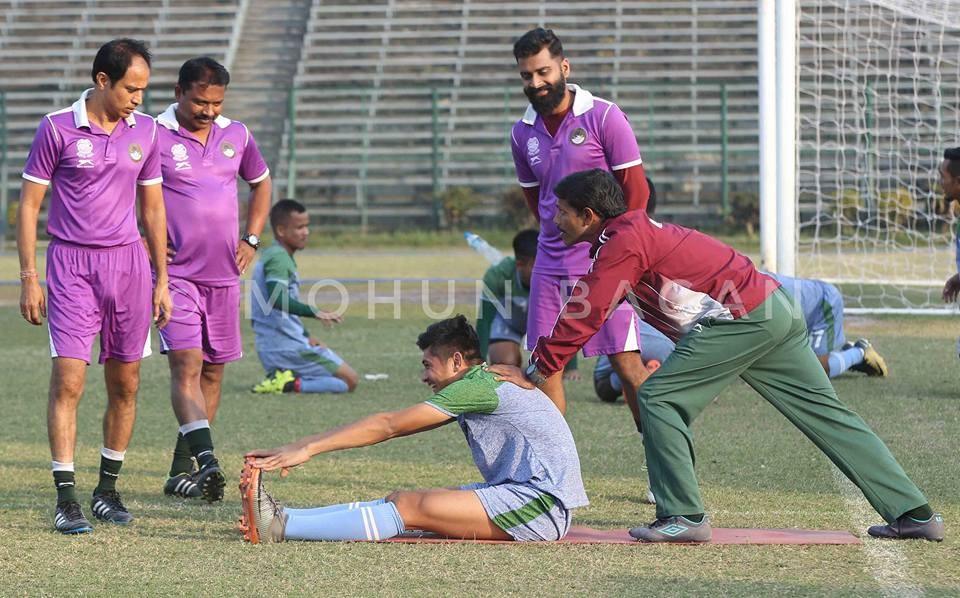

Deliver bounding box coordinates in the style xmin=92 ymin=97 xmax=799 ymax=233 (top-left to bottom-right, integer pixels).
xmin=155 ymin=57 xmax=271 ymax=502
xmin=509 ymin=28 xmax=651 ymax=419
xmin=17 ymin=38 xmax=172 ymax=534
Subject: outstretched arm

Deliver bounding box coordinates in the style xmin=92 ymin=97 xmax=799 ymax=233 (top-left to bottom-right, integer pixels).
xmin=531 ymin=246 xmax=641 ymax=377
xmin=246 ymin=403 xmax=452 ymax=474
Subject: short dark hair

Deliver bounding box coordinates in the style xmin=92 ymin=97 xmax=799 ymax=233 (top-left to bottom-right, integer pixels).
xmin=512 ymin=229 xmax=539 ymax=260
xmin=91 ymin=38 xmax=152 ymax=85
xmin=645 ymin=176 xmax=657 ymax=216
xmin=945 ymin=147 xmax=960 ymax=177
xmin=416 ymin=315 xmax=482 ymax=363
xmin=178 ymin=56 xmax=230 ymax=91
xmin=553 ymin=169 xmax=627 ymax=219
xmin=513 ymin=28 xmax=564 ymax=61
xmin=270 ymin=199 xmax=306 ymax=230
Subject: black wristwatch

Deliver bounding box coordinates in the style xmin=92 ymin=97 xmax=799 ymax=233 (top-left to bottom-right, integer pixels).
xmin=241 ymin=233 xmax=260 ymax=250
xmin=524 ymin=362 xmax=548 ymax=386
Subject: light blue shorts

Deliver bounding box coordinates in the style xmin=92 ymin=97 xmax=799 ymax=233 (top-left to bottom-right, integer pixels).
xmin=489 ymin=313 xmax=524 ymax=346
xmin=257 ymin=345 xmax=344 ymax=378
xmin=461 ymin=482 xmax=571 ymax=542
xmin=807 ymin=284 xmax=845 ymax=355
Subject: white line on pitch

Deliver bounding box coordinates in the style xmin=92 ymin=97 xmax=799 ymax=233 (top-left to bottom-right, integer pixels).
xmin=832 ymin=469 xmax=922 ymax=597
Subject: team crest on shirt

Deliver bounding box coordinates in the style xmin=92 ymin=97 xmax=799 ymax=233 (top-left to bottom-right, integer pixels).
xmin=220 ymin=142 xmax=236 ymax=159
xmin=128 ymin=143 xmax=143 ymax=162
xmin=171 ymin=143 xmax=191 ymax=171
xmin=75 ymin=139 xmax=94 ymax=168
xmin=570 ymin=127 xmax=587 ymax=145
xmin=526 ymin=137 xmax=541 ymax=165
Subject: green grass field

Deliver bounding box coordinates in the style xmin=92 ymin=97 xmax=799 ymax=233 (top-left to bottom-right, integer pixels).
xmin=1 ymin=251 xmax=959 ymax=596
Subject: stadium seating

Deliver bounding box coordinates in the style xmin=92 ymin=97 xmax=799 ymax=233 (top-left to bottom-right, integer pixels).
xmin=280 ymin=0 xmax=762 ymax=227
xmin=1 ymin=0 xmax=764 ymax=230
xmin=0 ymin=0 xmax=242 ymax=220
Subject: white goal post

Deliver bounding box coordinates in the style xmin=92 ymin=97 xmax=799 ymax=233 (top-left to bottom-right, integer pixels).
xmin=761 ymin=0 xmax=960 ymax=314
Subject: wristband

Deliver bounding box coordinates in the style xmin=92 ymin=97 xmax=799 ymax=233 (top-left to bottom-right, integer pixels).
xmin=524 ymin=362 xmax=548 ymax=386
xmin=19 ymin=269 xmax=38 ymax=279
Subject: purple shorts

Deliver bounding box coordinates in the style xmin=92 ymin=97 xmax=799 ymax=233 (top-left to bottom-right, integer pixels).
xmin=158 ymin=278 xmax=242 ymax=364
xmin=46 ymin=239 xmax=152 ymax=364
xmin=526 ymin=271 xmax=641 ymax=357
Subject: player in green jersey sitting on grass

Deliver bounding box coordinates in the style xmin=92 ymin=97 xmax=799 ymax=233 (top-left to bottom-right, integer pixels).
xmin=249 ymin=200 xmax=359 ymax=395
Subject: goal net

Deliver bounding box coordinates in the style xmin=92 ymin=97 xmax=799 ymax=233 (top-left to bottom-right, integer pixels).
xmin=796 ymin=0 xmax=960 ymax=313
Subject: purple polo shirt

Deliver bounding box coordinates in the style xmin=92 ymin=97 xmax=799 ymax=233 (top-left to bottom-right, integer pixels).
xmin=511 ymin=84 xmax=643 ymax=276
xmin=22 ymin=89 xmax=162 ymax=248
xmin=156 ymin=104 xmax=269 ymax=286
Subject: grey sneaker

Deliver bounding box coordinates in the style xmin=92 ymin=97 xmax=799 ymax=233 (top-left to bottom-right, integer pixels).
xmin=54 ymin=500 xmax=93 ymax=534
xmin=629 ymin=515 xmax=712 ymax=543
xmin=90 ymin=490 xmax=133 ymax=524
xmin=850 ymin=338 xmax=888 ymax=377
xmin=239 ymin=461 xmax=286 ymax=544
xmin=868 ymin=513 xmax=944 ymax=542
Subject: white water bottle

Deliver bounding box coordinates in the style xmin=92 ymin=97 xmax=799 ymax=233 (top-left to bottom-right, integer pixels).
xmin=464 ymin=231 xmax=505 ymax=265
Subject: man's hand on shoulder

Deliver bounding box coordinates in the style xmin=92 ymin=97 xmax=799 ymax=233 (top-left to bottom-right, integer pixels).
xmin=485 ymin=363 xmax=536 ymax=389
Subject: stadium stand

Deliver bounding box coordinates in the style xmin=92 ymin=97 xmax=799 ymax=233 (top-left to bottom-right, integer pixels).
xmin=0 ymin=0 xmax=242 ymax=229
xmin=279 ymin=0 xmax=762 ymax=227
xmin=1 ymin=0 xmax=762 ymax=231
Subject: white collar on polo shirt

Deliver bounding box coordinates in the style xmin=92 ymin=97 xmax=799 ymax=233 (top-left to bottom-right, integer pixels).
xmin=157 ymin=103 xmax=232 ymax=131
xmin=72 ymin=88 xmax=138 ymax=129
xmin=521 ymin=83 xmax=595 ymax=125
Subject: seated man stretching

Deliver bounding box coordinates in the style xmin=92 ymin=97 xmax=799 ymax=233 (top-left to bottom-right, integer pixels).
xmin=240 ymin=315 xmax=588 ymax=543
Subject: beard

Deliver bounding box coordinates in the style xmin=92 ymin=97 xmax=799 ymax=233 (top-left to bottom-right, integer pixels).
xmin=525 ymin=75 xmax=567 ymax=116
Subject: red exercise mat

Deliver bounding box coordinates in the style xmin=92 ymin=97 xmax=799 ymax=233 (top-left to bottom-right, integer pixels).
xmin=383 ymin=526 xmax=861 ymax=545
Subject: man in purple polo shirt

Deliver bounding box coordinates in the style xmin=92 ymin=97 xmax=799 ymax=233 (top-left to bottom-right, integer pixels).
xmin=16 ymin=38 xmax=172 ymax=534
xmin=155 ymin=57 xmax=271 ymax=502
xmin=510 ymin=28 xmax=651 ymax=417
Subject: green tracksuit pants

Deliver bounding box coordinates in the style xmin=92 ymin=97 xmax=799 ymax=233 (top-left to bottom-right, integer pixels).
xmin=639 ymin=287 xmax=927 ymax=523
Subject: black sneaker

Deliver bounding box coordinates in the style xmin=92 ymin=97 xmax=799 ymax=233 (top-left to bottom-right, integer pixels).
xmin=868 ymin=513 xmax=944 ymax=542
xmin=90 ymin=490 xmax=133 ymax=524
xmin=54 ymin=500 xmax=93 ymax=534
xmin=194 ymin=460 xmax=226 ymax=503
xmin=164 ymin=472 xmax=202 ymax=499
xmin=629 ymin=515 xmax=712 ymax=543
xmin=849 ymin=338 xmax=888 ymax=377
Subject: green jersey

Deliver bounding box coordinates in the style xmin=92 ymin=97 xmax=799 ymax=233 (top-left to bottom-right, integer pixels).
xmin=251 ymin=243 xmax=312 ymax=350
xmin=477 ymin=257 xmax=529 ymax=355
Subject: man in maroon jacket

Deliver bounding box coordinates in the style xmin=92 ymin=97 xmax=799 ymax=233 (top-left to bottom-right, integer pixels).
xmin=491 ymin=168 xmax=943 ymax=543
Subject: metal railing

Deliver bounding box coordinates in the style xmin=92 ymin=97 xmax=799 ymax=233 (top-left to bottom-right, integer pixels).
xmin=1 ymin=79 xmax=755 ymax=235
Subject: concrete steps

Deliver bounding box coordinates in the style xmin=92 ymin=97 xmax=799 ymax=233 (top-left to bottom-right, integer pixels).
xmin=227 ymin=0 xmax=312 ymax=176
